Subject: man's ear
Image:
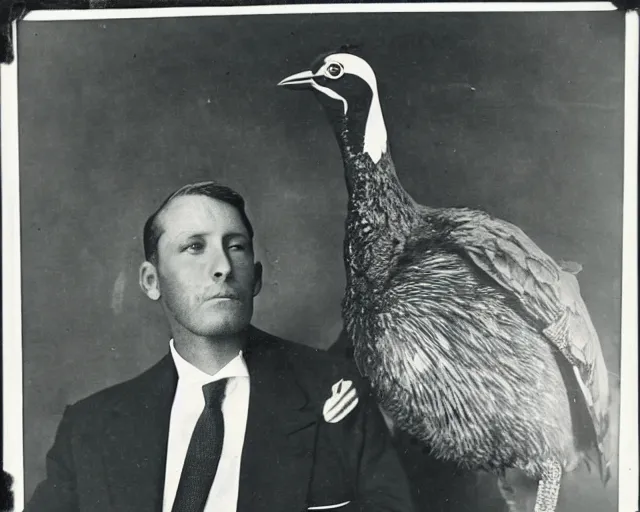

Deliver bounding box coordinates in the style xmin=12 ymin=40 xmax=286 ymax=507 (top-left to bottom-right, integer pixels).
xmin=139 ymin=261 xmax=161 ymax=301
xmin=252 ymin=261 xmax=263 ymax=297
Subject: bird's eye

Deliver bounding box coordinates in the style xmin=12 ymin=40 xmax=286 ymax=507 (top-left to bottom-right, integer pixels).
xmin=326 ymin=63 xmax=344 ymax=79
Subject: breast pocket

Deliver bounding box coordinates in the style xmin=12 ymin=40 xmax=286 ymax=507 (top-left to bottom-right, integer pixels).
xmin=307 ymin=501 xmax=354 ymax=511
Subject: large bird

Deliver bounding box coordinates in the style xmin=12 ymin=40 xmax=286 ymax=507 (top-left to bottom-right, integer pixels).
xmin=278 ymin=51 xmax=613 ymax=512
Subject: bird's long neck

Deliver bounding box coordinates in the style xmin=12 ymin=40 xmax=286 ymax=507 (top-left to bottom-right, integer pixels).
xmin=331 ymin=88 xmax=388 ymax=168
xmin=330 ymin=97 xmax=419 ymax=291
xmin=343 ymin=152 xmax=418 ymax=287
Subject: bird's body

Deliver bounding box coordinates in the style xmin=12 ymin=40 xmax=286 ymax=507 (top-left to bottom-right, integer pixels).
xmin=279 ymin=51 xmax=612 ymax=512
xmin=341 ymin=149 xmax=585 ymax=478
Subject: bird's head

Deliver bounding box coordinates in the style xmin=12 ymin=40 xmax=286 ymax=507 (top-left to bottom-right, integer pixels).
xmin=278 ymin=50 xmax=377 ymax=117
xmin=279 ymin=50 xmax=388 ymax=164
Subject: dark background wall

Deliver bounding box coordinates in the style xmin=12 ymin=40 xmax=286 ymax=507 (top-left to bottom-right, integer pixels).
xmin=17 ymin=11 xmax=624 ymax=510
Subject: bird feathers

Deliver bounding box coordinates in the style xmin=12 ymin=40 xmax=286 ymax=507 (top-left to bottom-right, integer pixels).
xmin=350 ymin=246 xmax=578 ymax=477
xmin=281 ymin=50 xmax=613 ymax=491
xmin=446 ymin=211 xmax=612 ymax=481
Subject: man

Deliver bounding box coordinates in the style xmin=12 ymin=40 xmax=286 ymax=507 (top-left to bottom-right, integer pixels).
xmin=25 ymin=181 xmax=415 ymax=512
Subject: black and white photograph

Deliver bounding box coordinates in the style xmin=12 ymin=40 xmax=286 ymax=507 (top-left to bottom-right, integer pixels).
xmin=1 ymin=4 xmax=638 ymax=512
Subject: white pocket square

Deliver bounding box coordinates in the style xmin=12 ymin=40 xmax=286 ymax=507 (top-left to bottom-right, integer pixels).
xmin=322 ymin=379 xmax=358 ymax=423
xmin=308 ymin=501 xmax=352 ymax=510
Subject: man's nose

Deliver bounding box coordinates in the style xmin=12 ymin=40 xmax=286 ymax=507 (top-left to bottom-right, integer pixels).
xmin=209 ymin=250 xmax=232 ymax=280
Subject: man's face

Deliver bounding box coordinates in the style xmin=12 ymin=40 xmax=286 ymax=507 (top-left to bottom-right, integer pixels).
xmin=153 ymin=195 xmax=261 ymax=338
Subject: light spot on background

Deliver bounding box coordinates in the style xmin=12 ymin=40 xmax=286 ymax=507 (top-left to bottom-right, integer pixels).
xmin=111 ymin=270 xmax=127 ymax=316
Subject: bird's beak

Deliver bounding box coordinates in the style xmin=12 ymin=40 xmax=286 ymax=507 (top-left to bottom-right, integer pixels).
xmin=278 ymin=70 xmax=316 ymax=90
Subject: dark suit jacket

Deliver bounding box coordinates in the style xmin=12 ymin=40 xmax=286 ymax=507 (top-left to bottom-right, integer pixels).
xmin=25 ymin=327 xmax=414 ymax=512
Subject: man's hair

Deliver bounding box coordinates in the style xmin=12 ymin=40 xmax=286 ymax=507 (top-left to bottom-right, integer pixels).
xmin=143 ymin=181 xmax=254 ymax=264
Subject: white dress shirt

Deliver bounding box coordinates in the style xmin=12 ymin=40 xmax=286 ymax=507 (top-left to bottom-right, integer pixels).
xmin=162 ymin=340 xmax=250 ymax=512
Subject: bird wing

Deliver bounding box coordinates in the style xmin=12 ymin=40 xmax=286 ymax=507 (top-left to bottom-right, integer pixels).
xmin=445 ymin=208 xmax=612 ymax=479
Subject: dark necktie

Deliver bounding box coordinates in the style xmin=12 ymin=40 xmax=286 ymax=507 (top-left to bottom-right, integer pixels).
xmin=171 ymin=379 xmax=228 ymax=512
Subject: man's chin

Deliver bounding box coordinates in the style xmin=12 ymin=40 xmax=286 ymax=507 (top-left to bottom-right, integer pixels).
xmin=197 ymin=316 xmax=251 ymax=338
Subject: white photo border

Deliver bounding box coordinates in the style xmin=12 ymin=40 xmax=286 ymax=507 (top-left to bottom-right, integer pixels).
xmin=2 ymin=5 xmax=637 ymax=511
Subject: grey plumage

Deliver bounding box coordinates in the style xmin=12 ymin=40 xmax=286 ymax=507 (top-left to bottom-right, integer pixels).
xmin=279 ymin=51 xmax=612 ymax=512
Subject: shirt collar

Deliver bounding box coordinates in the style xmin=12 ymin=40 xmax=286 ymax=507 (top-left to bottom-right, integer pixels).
xmin=169 ymin=339 xmax=249 ymax=386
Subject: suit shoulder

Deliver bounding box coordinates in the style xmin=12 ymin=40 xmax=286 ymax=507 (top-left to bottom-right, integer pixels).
xmin=263 ymin=332 xmax=367 ymax=395
xmin=67 ymin=356 xmax=171 ymax=418
xmin=265 ymin=332 xmax=356 ymax=370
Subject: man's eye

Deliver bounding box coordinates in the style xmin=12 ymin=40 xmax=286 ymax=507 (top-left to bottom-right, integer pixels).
xmin=185 ymin=242 xmax=204 ymax=253
xmin=229 ymin=243 xmax=246 ymax=251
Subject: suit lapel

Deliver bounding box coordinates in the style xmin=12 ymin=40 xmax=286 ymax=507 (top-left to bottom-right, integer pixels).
xmin=102 ymin=355 xmax=177 ymax=512
xmin=237 ymin=328 xmax=320 ymax=512
xmin=99 ymin=330 xmax=319 ymax=512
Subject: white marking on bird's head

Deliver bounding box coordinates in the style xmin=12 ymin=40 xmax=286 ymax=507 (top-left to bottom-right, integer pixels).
xmin=318 ymin=53 xmax=379 ymax=98
xmin=279 ymin=52 xmax=388 ymax=164
xmin=310 ymin=81 xmax=348 ymax=115
xmin=318 ymin=53 xmax=387 ymax=164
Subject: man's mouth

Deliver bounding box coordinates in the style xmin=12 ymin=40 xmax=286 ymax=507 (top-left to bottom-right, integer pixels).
xmin=204 ymin=291 xmax=240 ymax=301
